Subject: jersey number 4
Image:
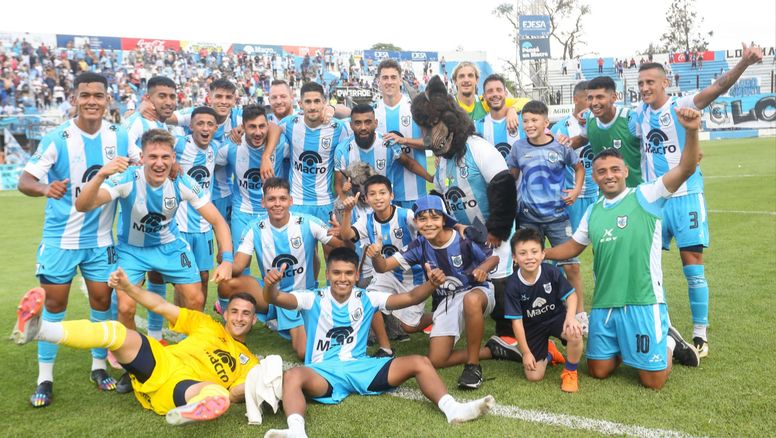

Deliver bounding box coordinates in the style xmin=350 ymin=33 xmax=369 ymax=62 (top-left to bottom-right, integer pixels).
xmin=180 ymin=253 xmax=192 ymax=268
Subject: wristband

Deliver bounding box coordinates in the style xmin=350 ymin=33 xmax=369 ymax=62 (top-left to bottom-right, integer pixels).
xmin=222 ymin=251 xmax=234 ymax=263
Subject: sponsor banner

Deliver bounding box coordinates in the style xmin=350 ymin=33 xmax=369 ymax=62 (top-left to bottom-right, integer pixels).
xmin=282 ymin=46 xmax=328 ymax=57
xmin=519 ymin=38 xmax=551 ymax=60
xmin=519 ymin=15 xmax=551 ymax=38
xmin=180 ymin=41 xmax=229 ymax=53
xmin=229 ymin=43 xmax=283 ymax=55
xmin=548 ymin=104 xmax=575 ymax=123
xmin=705 ymin=93 xmax=776 ymax=129
xmin=725 ymin=46 xmax=775 ymax=58
xmin=121 ymin=37 xmax=180 ymax=52
xmin=671 ymin=51 xmax=714 ymax=63
xmin=728 ymin=77 xmax=761 ymax=98
xmin=56 ymin=34 xmax=122 ymax=50
xmin=333 ymin=87 xmax=374 ymax=104
xmin=363 ymin=50 xmax=401 ymax=61
xmin=1 ymin=32 xmax=56 ymax=48
xmin=398 ymin=51 xmax=439 ymax=62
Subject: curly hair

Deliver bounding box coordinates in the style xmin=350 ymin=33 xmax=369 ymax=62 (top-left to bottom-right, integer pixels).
xmin=410 ymin=76 xmax=474 ymax=161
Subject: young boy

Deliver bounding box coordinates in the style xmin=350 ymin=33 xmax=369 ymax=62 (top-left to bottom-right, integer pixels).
xmin=505 ymin=228 xmax=584 ymax=392
xmin=262 ymin=247 xmax=494 ymax=438
xmin=371 ymin=195 xmax=521 ymax=390
xmin=340 ymin=175 xmax=428 ymax=357
xmin=507 ymin=100 xmax=588 ymax=333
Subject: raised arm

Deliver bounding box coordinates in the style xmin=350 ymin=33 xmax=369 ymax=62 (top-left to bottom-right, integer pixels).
xmin=662 ymin=108 xmax=702 ymax=193
xmin=75 ymin=157 xmax=129 ymax=212
xmin=693 ymin=43 xmax=764 ymax=109
xmin=385 ymin=264 xmax=444 ymax=310
xmin=109 ymin=268 xmax=180 ymax=324
xmin=262 ymin=263 xmax=299 ymax=310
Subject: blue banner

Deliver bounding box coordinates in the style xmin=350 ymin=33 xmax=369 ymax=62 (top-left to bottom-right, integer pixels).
xmin=56 ymin=34 xmax=122 ymax=50
xmin=705 ymin=93 xmax=776 ymax=129
xmin=398 ymin=51 xmax=438 ymax=62
xmin=519 ymin=38 xmax=551 ymax=60
xmin=230 ymin=43 xmax=283 ymax=56
xmin=363 ymin=50 xmax=401 ymax=61
xmin=519 ymin=15 xmax=551 ymax=38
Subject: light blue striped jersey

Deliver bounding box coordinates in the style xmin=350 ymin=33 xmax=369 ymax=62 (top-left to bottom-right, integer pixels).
xmin=24 ymin=120 xmax=134 ymax=249
xmin=634 ymin=95 xmax=703 ymax=196
xmin=217 ymin=136 xmax=287 ymax=215
xmin=236 ymin=213 xmax=333 ymax=291
xmin=475 ymin=113 xmax=524 ymax=158
xmin=103 ymin=167 xmax=208 ymax=247
xmin=173 ymin=135 xmax=218 ymax=233
xmin=551 ymin=112 xmax=598 ymax=199
xmin=123 ymin=112 xmax=168 ymax=150
xmin=351 ymin=206 xmax=424 ymax=286
xmin=374 ymin=96 xmax=427 ymax=202
xmin=280 ymin=115 xmax=350 ymax=206
xmin=333 ymin=132 xmax=401 ymax=177
xmin=291 ymin=287 xmax=390 ymax=364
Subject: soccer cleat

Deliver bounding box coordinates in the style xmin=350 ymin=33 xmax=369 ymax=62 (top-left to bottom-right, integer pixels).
xmin=116 ymin=372 xmax=133 ymax=394
xmin=497 ymin=335 xmax=518 ymax=346
xmin=547 ymin=340 xmax=566 ymax=366
xmin=668 ymin=326 xmax=700 ymax=367
xmin=12 ymin=287 xmax=45 ymax=345
xmin=560 ymin=369 xmax=578 ymax=393
xmin=371 ymin=348 xmax=395 ymax=358
xmin=693 ymin=337 xmax=709 ymax=358
xmin=30 ymin=381 xmax=53 ymax=408
xmin=486 ymin=336 xmax=522 ymax=362
xmin=457 ymin=364 xmax=484 ymax=390
xmin=90 ymin=369 xmax=117 ymax=391
xmin=166 ymin=394 xmax=230 ymax=425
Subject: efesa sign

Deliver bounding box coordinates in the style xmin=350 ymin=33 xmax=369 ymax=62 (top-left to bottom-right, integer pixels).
xmin=519 ymin=15 xmax=551 ymax=38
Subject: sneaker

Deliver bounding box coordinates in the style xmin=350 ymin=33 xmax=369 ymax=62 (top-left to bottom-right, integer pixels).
xmin=560 ymin=369 xmax=578 ymax=393
xmin=12 ymin=287 xmax=45 ymax=345
xmin=497 ymin=335 xmax=518 ymax=346
xmin=371 ymin=347 xmax=395 ymax=358
xmin=90 ymin=369 xmax=117 ymax=391
xmin=166 ymin=394 xmax=230 ymax=425
xmin=116 ymin=372 xmax=133 ymax=394
xmin=547 ymin=340 xmax=566 ymax=366
xmin=693 ymin=337 xmax=709 ymax=358
xmin=486 ymin=336 xmax=522 ymax=362
xmin=575 ymin=311 xmax=589 ymax=337
xmin=668 ymin=326 xmax=700 ymax=367
xmin=30 ymin=381 xmax=53 ymax=408
xmin=457 ymin=364 xmax=484 ymax=390
xmin=422 ymin=324 xmax=433 ymax=335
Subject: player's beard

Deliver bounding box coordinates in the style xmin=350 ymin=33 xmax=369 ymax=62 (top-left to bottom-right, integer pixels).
xmin=355 ymin=132 xmax=375 ymax=149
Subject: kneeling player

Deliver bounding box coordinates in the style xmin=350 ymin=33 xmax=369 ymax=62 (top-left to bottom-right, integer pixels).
xmin=12 ymin=268 xmax=259 ymax=425
xmin=505 ymin=229 xmax=584 ymax=392
xmin=262 ymin=248 xmax=494 ymax=438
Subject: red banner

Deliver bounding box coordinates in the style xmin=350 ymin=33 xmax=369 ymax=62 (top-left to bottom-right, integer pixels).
xmin=121 ymin=37 xmax=181 ymax=52
xmin=282 ymin=45 xmax=327 ymax=57
xmin=672 ymin=51 xmax=715 ymax=63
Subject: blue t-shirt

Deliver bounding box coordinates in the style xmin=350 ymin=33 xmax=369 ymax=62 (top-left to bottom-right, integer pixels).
xmin=504 ymin=263 xmax=574 ymax=327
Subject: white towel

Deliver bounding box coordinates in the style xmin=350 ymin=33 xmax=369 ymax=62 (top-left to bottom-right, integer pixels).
xmin=244 ymin=354 xmax=284 ymax=425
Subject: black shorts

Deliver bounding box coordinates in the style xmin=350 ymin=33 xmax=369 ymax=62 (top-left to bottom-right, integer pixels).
xmin=524 ymin=313 xmax=566 ymax=360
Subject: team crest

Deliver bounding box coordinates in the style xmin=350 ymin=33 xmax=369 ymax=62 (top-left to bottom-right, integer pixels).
xmin=351 ymin=307 xmax=363 ymax=322
xmin=459 ymin=166 xmax=468 ymax=178
xmin=239 ymin=353 xmax=250 ymax=365
xmin=393 ymin=228 xmax=403 ymax=239
xmin=400 ymin=115 xmax=411 ymax=127
xmin=321 ymin=137 xmax=332 ymax=149
xmin=660 ymin=113 xmax=672 ymax=127
xmin=291 ymin=237 xmax=302 ymax=249
xmin=547 ymin=151 xmax=560 ymax=163
xmin=376 ymin=159 xmax=386 ymax=170
xmin=612 ymin=139 xmax=622 ymax=149
xmin=543 ymin=282 xmax=552 ymax=294
xmin=105 ymin=145 xmax=116 ymax=160
xmin=206 ymin=148 xmax=214 ymax=162
xmin=616 ymin=215 xmax=628 ymax=229
xmin=451 ymin=254 xmax=463 ymax=268
xmin=163 ymin=197 xmax=177 ymax=210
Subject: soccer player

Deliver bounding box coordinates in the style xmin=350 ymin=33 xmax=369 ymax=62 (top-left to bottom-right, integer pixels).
xmin=12 ymin=270 xmax=259 ymax=425
xmin=633 ymin=43 xmax=764 ymax=356
xmin=475 ymin=74 xmax=523 ymax=158
xmin=504 ymin=229 xmax=584 ymax=393
xmin=371 ymin=195 xmax=521 ymax=389
xmin=452 ymin=61 xmax=527 ymax=129
xmin=550 ymin=81 xmax=598 ymax=232
xmin=507 ymin=101 xmax=587 ymax=325
xmin=545 ymin=107 xmax=705 ymax=390
xmin=217 ymin=178 xmax=345 ymax=360
xmin=17 ymin=72 xmax=136 ymax=407
xmin=124 ymin=76 xmax=177 ymax=149
xmin=267 ymin=79 xmax=296 ymax=123
xmin=262 ymin=247 xmax=495 ymax=438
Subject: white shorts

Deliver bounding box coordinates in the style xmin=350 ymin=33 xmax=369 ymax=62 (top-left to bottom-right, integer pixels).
xmin=430 ymin=283 xmax=495 ymax=344
xmin=369 ymin=273 xmax=425 ymax=328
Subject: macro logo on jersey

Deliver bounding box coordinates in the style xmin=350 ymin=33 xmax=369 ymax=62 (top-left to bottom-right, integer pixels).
xmin=134 ymin=213 xmax=166 ymax=233
xmin=643 ymin=129 xmax=677 ymax=154
xmin=445 ymin=186 xmax=477 ymax=212
xmin=387 ymin=130 xmax=410 ymax=154
xmin=187 ymin=165 xmax=211 ymax=189
xmin=317 ymin=326 xmax=355 ymax=352
xmin=495 ymin=142 xmax=511 ymax=158
xmin=206 ymin=349 xmax=236 ymax=382
xmin=240 ymin=168 xmax=263 ymax=190
xmin=580 ymin=145 xmax=594 ymax=169
xmin=76 ymin=165 xmax=103 ymax=197
xmin=382 ymin=244 xmax=399 ymax=258
xmin=272 ymin=254 xmax=304 ymax=277
xmin=295 ymin=151 xmax=325 ymax=174
xmin=436 ymin=276 xmax=465 ymax=296
xmin=527 ymin=296 xmax=556 ymax=318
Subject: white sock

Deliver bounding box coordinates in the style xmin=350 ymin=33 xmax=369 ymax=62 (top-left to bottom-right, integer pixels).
xmin=287 ymin=414 xmax=306 ymax=435
xmin=692 ymin=324 xmax=707 ymax=340
xmin=438 ymin=394 xmax=495 ymax=424
xmin=667 ymin=335 xmax=676 ymax=353
xmin=91 ymin=358 xmax=107 ymax=371
xmin=148 ymin=329 xmax=163 ymax=340
xmin=38 ymin=362 xmax=54 ymax=384
xmin=437 ymin=394 xmax=456 ymax=420
xmin=37 ymin=320 xmax=64 ymax=344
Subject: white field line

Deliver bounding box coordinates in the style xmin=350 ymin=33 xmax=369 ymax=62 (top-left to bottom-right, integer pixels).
xmin=708 ymin=209 xmax=776 ymax=216
xmin=704 ymin=174 xmax=773 ymax=179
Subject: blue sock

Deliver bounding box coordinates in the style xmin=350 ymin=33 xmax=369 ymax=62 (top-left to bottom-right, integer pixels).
xmin=89 ymin=308 xmax=112 ymax=360
xmin=146 ymin=281 xmax=166 ymax=333
xmin=110 ymin=290 xmax=118 ymax=321
xmin=38 ymin=309 xmax=66 ymax=363
xmin=684 ymin=265 xmax=709 ymax=325
xmin=565 ymin=361 xmax=578 ymax=372
xmin=546 ymin=352 xmax=553 ymax=362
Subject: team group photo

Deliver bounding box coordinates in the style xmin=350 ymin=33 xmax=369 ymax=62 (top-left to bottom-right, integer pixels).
xmin=1 ymin=0 xmax=774 ymax=436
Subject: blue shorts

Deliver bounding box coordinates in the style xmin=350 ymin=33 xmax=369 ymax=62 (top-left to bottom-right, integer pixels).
xmin=257 ymin=303 xmax=305 ymax=339
xmin=309 ymin=357 xmax=394 ymax=404
xmin=662 ymin=193 xmax=709 ymax=250
xmin=36 ymin=243 xmax=117 ymax=284
xmin=393 ymin=200 xmax=417 ymax=209
xmin=566 ymin=197 xmax=596 ymax=232
xmin=519 ymin=220 xmax=579 ymax=265
xmin=212 ymin=196 xmax=232 ymax=224
xmin=587 ymin=304 xmax=669 ymax=371
xmin=180 ymin=231 xmax=214 ymax=272
xmin=290 ymin=203 xmax=333 ymax=224
xmin=117 ymin=238 xmax=201 ymax=285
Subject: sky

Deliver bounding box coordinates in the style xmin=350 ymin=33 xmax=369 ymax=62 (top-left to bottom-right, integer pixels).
xmin=3 ymin=0 xmax=774 ymax=71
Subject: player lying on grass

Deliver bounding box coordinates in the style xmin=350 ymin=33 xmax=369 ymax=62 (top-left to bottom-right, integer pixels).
xmin=12 ymin=268 xmax=260 ymax=425
xmin=262 ymin=247 xmax=495 ymax=438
